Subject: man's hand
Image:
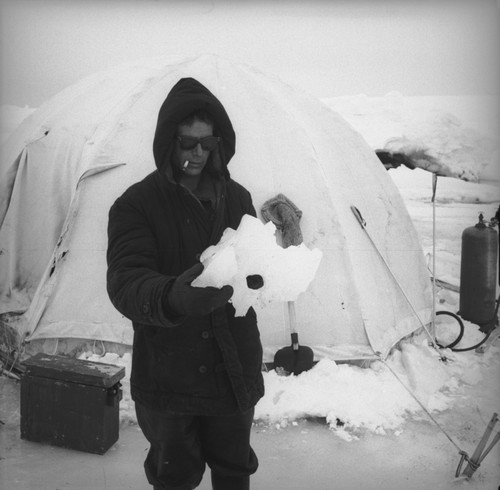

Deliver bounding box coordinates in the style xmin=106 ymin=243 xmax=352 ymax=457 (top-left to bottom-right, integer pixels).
xmin=166 ymin=263 xmax=234 ymax=317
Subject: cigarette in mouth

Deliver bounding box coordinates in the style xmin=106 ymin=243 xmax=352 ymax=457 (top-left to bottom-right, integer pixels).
xmin=183 ymin=160 xmax=189 ymax=169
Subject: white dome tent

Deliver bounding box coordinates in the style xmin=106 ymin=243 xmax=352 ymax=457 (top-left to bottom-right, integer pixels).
xmin=0 ymin=54 xmax=432 ymax=363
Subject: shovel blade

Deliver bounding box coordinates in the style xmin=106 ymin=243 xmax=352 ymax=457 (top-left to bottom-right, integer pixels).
xmin=274 ymin=345 xmax=314 ymax=375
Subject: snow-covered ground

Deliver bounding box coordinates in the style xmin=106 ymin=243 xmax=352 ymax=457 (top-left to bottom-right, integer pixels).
xmin=1 ymin=94 xmax=499 ymax=488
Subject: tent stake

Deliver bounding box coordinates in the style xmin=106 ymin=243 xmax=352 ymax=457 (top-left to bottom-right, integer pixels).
xmin=461 ymin=412 xmax=499 ymax=478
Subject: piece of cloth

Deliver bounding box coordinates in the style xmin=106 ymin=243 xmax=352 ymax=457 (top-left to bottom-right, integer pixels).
xmin=136 ymin=402 xmax=257 ymax=490
xmin=261 ymin=193 xmax=303 ymax=247
xmin=106 ymin=78 xmax=264 ymax=415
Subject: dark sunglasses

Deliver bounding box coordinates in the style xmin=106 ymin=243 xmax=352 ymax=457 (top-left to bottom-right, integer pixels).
xmin=176 ymin=135 xmax=220 ymax=151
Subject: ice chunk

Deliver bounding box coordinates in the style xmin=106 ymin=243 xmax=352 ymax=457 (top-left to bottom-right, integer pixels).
xmin=192 ymin=214 xmax=322 ymax=316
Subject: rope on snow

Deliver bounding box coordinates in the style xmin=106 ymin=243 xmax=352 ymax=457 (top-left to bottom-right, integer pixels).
xmin=381 ymin=357 xmax=500 ymax=479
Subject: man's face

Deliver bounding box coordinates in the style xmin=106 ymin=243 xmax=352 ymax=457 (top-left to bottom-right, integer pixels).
xmin=174 ymin=120 xmax=214 ymax=178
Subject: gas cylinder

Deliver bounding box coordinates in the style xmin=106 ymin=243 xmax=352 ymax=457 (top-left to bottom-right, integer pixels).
xmin=459 ymin=213 xmax=498 ymax=328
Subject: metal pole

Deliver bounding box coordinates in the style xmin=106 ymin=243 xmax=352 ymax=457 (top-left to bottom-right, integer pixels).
xmin=351 ymin=205 xmax=441 ymax=354
xmin=462 ymin=413 xmax=499 ymax=478
xmin=431 ymin=173 xmax=438 ymax=338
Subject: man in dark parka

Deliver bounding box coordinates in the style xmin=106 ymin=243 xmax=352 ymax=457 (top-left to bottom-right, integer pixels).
xmin=106 ymin=78 xmax=264 ymax=490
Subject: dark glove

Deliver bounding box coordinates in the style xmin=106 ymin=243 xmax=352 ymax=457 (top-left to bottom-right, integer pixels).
xmin=166 ymin=262 xmax=234 ymax=317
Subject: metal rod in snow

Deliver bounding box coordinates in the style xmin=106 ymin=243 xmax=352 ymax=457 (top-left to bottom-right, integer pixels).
xmin=431 ymin=173 xmax=438 ymax=338
xmin=463 ymin=412 xmax=499 ymax=478
xmin=351 ymin=205 xmax=440 ymax=353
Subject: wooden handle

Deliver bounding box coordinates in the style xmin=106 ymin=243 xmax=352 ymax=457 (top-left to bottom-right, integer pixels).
xmin=287 ymin=301 xmax=297 ymax=335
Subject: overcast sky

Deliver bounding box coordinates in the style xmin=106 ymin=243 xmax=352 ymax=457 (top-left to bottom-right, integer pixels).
xmin=0 ymin=0 xmax=499 ymax=107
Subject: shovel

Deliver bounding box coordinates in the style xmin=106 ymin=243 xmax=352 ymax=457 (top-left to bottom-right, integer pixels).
xmin=261 ymin=194 xmax=314 ymax=375
xmin=273 ymin=301 xmax=314 ymax=375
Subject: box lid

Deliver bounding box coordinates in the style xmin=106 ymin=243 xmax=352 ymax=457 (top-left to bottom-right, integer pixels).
xmin=23 ymin=353 xmax=125 ymax=388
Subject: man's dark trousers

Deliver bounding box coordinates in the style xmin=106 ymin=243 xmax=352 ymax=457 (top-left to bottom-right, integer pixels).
xmin=136 ymin=403 xmax=258 ymax=490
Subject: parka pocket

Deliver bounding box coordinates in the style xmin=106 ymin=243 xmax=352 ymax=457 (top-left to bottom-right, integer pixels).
xmin=231 ymin=312 xmax=263 ymax=381
xmin=150 ymin=332 xmax=219 ymax=397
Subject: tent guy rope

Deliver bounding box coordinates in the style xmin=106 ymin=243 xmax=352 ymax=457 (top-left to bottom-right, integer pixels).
xmin=381 ymin=357 xmax=500 ymax=480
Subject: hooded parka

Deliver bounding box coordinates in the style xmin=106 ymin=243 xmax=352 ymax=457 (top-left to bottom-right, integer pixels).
xmin=106 ymin=78 xmax=264 ymax=415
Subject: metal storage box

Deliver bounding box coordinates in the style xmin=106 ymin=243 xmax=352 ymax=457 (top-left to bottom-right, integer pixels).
xmin=20 ymin=353 xmax=125 ymax=454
